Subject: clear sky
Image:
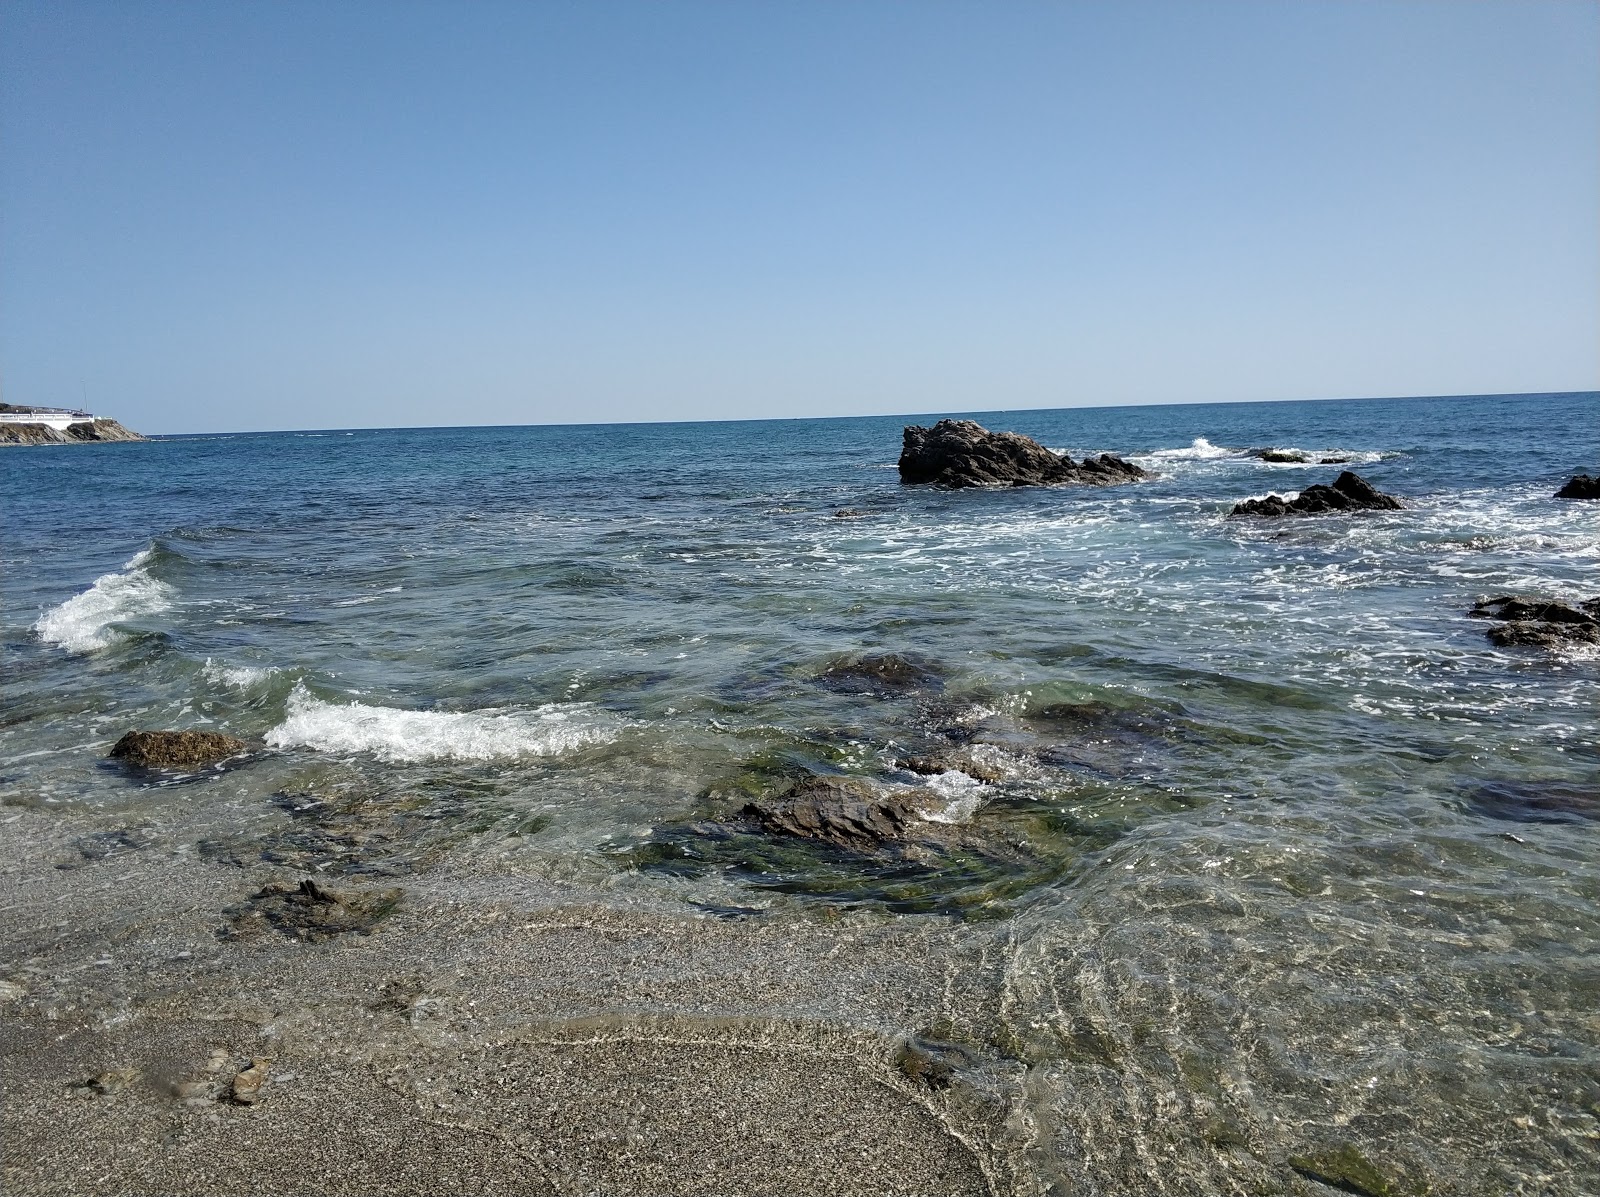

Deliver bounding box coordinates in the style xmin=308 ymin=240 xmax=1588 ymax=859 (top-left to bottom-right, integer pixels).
xmin=2 ymin=1 xmax=1596 ymax=434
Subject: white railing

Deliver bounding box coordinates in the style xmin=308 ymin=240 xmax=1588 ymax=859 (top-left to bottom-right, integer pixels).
xmin=0 ymin=410 xmax=95 ymax=431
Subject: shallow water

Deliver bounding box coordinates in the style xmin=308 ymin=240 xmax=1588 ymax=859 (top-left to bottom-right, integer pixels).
xmin=3 ymin=391 xmax=1598 ymax=1192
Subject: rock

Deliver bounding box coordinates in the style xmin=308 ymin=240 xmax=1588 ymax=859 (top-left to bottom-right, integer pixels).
xmin=894 ymin=1034 xmax=974 ymax=1090
xmin=739 ymin=775 xmax=936 ymax=851
xmin=897 ymin=746 xmax=1010 ymax=784
xmin=1319 ymin=456 xmax=1352 ymax=465
xmin=898 ymin=419 xmax=1147 ymax=489
xmin=1464 ymin=780 xmax=1600 ymax=824
xmin=832 ymin=508 xmax=870 ymax=519
xmin=0 ymin=415 xmax=147 ymax=445
xmin=230 ymin=1057 xmax=272 ymax=1105
xmin=1469 ymin=595 xmax=1600 ymax=650
xmin=1555 ymin=473 xmax=1600 ymax=500
xmin=224 ymin=877 xmax=404 ymax=941
xmin=1229 ymin=471 xmax=1403 ymax=518
xmin=108 ymin=729 xmax=248 ymax=769
xmin=1257 ymin=449 xmax=1309 ymax=463
xmin=1287 ymin=1145 xmax=1403 ymax=1197
xmin=71 ymin=1067 xmax=141 ymax=1098
xmin=816 ymin=652 xmax=943 ymax=696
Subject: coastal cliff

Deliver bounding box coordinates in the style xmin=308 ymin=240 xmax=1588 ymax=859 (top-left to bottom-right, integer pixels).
xmin=0 ymin=403 xmax=147 ymax=445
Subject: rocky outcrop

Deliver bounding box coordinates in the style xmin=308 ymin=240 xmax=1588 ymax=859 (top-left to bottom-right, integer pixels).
xmin=0 ymin=418 xmax=147 ymax=445
xmin=1257 ymin=449 xmax=1310 ymax=463
xmin=109 ymin=729 xmax=248 ymax=768
xmin=1229 ymin=471 xmax=1402 ymax=518
xmin=740 ymin=775 xmax=937 ymax=851
xmin=899 ymin=419 xmax=1147 ymax=488
xmin=1469 ymin=595 xmax=1600 ymax=650
xmin=1555 ymin=474 xmax=1599 ymax=500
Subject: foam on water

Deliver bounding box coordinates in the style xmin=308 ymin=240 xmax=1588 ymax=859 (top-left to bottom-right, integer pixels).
xmin=919 ymin=770 xmax=990 ymax=823
xmin=201 ymin=658 xmax=277 ymax=690
xmin=1135 ymin=436 xmax=1242 ymax=462
xmin=265 ymin=682 xmax=617 ymax=763
xmin=33 ymin=548 xmax=174 ymax=653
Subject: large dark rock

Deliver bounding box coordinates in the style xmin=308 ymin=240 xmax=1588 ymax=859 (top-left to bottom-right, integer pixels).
xmin=898 ymin=419 xmax=1147 ymax=489
xmin=1469 ymin=595 xmax=1600 ymax=650
xmin=740 ymin=775 xmax=936 ymax=851
xmin=1555 ymin=474 xmax=1600 ymax=500
xmin=1229 ymin=471 xmax=1403 ymax=518
xmin=109 ymin=729 xmax=248 ymax=769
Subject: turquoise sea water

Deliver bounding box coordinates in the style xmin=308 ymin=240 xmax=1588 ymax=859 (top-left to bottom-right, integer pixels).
xmin=3 ymin=391 xmax=1598 ymax=1191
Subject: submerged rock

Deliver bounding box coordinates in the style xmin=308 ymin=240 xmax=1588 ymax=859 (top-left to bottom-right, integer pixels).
xmin=1555 ymin=473 xmax=1599 ymax=500
xmin=1464 ymin=779 xmax=1600 ymax=824
xmin=897 ymin=745 xmax=1011 ymax=784
xmin=740 ymin=775 xmax=936 ymax=851
xmin=816 ymin=652 xmax=943 ymax=696
xmin=1229 ymin=471 xmax=1402 ymax=518
xmin=1469 ymin=595 xmax=1600 ymax=650
xmin=230 ymin=1058 xmax=272 ymax=1105
xmin=224 ymin=877 xmax=403 ymax=941
xmin=898 ymin=419 xmax=1147 ymax=489
xmin=109 ymin=729 xmax=248 ymax=769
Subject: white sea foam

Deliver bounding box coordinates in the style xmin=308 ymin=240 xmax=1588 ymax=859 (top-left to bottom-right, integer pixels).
xmin=202 ymin=658 xmax=276 ymax=690
xmin=265 ymin=683 xmax=616 ymax=763
xmin=919 ymin=770 xmax=990 ymax=824
xmin=33 ymin=548 xmax=174 ymax=653
xmin=1138 ymin=437 xmax=1241 ymax=462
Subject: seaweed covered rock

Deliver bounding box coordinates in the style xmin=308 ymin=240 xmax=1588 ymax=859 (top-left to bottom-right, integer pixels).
xmin=898 ymin=419 xmax=1146 ymax=489
xmin=1555 ymin=474 xmax=1599 ymax=500
xmin=740 ymin=775 xmax=936 ymax=851
xmin=109 ymin=729 xmax=248 ymax=769
xmin=1469 ymin=595 xmax=1600 ymax=650
xmin=1229 ymin=471 xmax=1402 ymax=518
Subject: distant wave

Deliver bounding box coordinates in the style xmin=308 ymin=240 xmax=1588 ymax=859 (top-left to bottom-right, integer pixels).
xmin=33 ymin=548 xmax=174 ymax=653
xmin=265 ymin=683 xmax=617 ymax=763
xmin=1135 ymin=437 xmax=1243 ymax=462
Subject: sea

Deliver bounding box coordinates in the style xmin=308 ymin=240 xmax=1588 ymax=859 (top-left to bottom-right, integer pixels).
xmin=3 ymin=390 xmax=1598 ymax=1193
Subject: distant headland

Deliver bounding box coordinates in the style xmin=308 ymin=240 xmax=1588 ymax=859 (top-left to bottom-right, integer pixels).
xmin=0 ymin=403 xmax=147 ymax=445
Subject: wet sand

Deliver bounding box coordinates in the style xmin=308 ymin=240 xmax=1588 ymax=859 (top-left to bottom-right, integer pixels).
xmin=0 ymin=803 xmax=1014 ymax=1197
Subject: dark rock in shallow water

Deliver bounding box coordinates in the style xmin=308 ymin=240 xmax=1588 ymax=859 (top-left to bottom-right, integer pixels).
xmin=1464 ymin=779 xmax=1600 ymax=824
xmin=898 ymin=419 xmax=1146 ymax=489
xmin=816 ymin=652 xmax=943 ymax=695
xmin=1229 ymin=471 xmax=1402 ymax=518
xmin=1469 ymin=594 xmax=1600 ymax=650
xmin=109 ymin=729 xmax=248 ymax=769
xmin=1555 ymin=473 xmax=1600 ymax=500
xmin=740 ymin=775 xmax=936 ymax=851
xmin=224 ymin=877 xmax=403 ymax=941
xmin=1257 ymin=449 xmax=1310 ymax=463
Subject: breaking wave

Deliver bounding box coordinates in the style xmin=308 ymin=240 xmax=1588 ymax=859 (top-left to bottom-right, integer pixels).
xmin=1137 ymin=437 xmax=1242 ymax=462
xmin=265 ymin=683 xmax=618 ymax=763
xmin=201 ymin=658 xmax=277 ymax=690
xmin=33 ymin=548 xmax=174 ymax=653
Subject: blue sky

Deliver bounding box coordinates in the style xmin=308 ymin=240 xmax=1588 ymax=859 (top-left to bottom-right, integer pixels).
xmin=2 ymin=1 xmax=1596 ymax=434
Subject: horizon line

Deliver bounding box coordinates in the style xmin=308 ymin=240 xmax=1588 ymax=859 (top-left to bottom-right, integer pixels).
xmin=136 ymin=387 xmax=1599 ymax=439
